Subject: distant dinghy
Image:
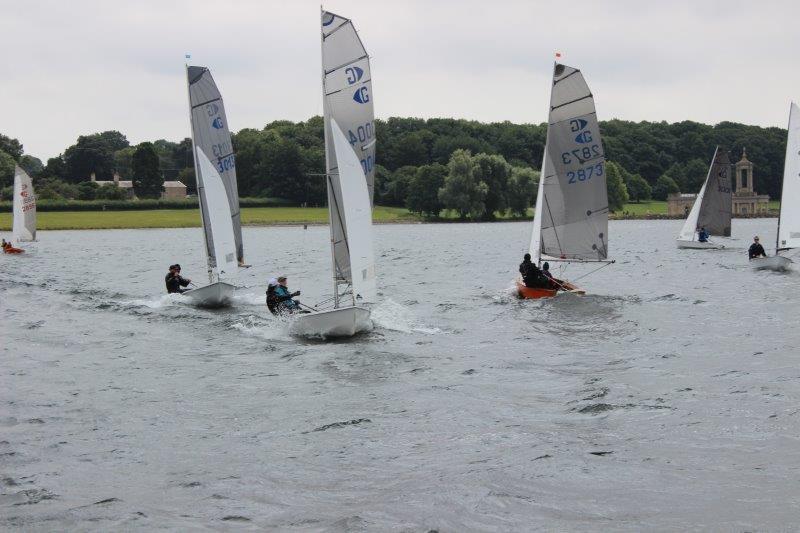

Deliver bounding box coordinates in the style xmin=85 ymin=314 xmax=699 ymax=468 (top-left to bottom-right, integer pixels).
xmin=676 ymin=147 xmax=732 ymax=249
xmin=517 ymin=62 xmax=612 ymax=299
xmin=752 ymin=102 xmax=800 ymax=271
xmin=182 ymin=65 xmax=243 ymax=306
xmin=12 ymin=165 xmax=37 ymax=246
xmin=291 ymin=9 xmax=376 ymax=337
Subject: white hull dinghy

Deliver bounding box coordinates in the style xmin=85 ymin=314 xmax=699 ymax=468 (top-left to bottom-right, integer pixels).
xmin=675 ymin=146 xmax=732 ymax=250
xmin=183 ymin=281 xmax=236 ymax=308
xmin=183 ymin=65 xmax=247 ymax=306
xmin=293 ymin=10 xmax=378 ymax=338
xmin=752 ymin=103 xmax=800 ymax=272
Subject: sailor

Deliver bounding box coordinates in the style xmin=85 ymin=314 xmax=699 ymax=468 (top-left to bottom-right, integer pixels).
xmin=697 ymin=227 xmax=709 ymax=243
xmin=165 ymin=264 xmax=191 ymax=294
xmin=542 ymin=261 xmax=566 ymax=290
xmin=748 ymin=235 xmax=767 ymax=259
xmin=266 ymin=278 xmax=281 ymax=315
xmin=519 ymin=253 xmax=548 ymax=288
xmin=273 ymin=276 xmax=301 ymax=314
xmin=1 ymin=239 xmax=7 ymax=250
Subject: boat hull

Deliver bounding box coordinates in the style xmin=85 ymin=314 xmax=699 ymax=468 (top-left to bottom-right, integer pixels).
xmin=183 ymin=281 xmax=236 ymax=308
xmin=3 ymin=246 xmax=24 ymax=254
xmin=750 ymin=255 xmax=793 ymax=272
xmin=515 ymin=280 xmax=585 ymax=300
xmin=290 ymin=306 xmax=372 ymax=338
xmin=676 ymin=239 xmax=724 ymax=249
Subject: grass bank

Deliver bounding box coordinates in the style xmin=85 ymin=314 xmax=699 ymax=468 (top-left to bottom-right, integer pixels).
xmin=0 ymin=206 xmax=419 ymax=231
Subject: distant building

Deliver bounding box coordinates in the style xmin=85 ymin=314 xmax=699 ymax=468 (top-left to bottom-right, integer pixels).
xmin=666 ymin=148 xmax=770 ymax=216
xmin=161 ymin=181 xmax=187 ymax=200
xmin=91 ymin=172 xmax=135 ymax=199
xmin=731 ymin=149 xmax=769 ymax=215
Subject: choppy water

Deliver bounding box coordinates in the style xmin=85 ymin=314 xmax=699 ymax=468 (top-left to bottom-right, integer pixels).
xmin=2 ymin=219 xmax=799 ymax=531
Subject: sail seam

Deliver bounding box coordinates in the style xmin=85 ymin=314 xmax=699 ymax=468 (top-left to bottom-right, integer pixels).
xmin=192 ymin=97 xmax=222 ymax=110
xmin=325 ymin=55 xmax=369 ymax=75
xmin=551 ymin=94 xmax=593 ymax=112
xmin=554 ymin=69 xmax=580 ymax=85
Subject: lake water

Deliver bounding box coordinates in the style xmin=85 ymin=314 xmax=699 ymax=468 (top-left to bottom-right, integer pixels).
xmin=2 ymin=219 xmax=799 ymax=531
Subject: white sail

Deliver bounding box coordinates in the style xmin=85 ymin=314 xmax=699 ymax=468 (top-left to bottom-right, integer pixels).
xmin=12 ymin=165 xmax=36 ymax=242
xmin=330 ymin=118 xmax=376 ymax=303
xmin=195 ymin=148 xmax=238 ymax=280
xmin=321 ymin=9 xmax=375 ymax=288
xmin=530 ymin=63 xmax=608 ymax=263
xmin=677 ymin=179 xmax=707 ymax=242
xmin=777 ymin=102 xmax=800 ymax=252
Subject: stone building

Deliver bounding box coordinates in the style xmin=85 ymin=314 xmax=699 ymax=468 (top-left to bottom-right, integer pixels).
xmin=731 ymin=149 xmax=769 ymax=215
xmin=91 ymin=172 xmax=135 ymax=199
xmin=667 ymin=193 xmax=697 ymax=216
xmin=161 ymin=181 xmax=188 ymax=200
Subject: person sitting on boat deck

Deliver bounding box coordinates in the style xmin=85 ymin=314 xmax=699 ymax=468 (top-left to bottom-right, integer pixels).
xmin=273 ymin=276 xmax=301 ymax=314
xmin=519 ymin=253 xmax=549 ymax=288
xmin=165 ymin=264 xmax=191 ymax=294
xmin=748 ymin=235 xmax=767 ymax=259
xmin=1 ymin=239 xmax=8 ymax=250
xmin=697 ymin=227 xmax=709 ymax=243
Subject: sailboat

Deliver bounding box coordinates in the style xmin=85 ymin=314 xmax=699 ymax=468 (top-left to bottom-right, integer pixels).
xmin=291 ymin=9 xmax=377 ymax=337
xmin=676 ymin=146 xmax=732 ymax=249
xmin=752 ymin=102 xmax=799 ymax=271
xmin=517 ymin=62 xmax=612 ymax=299
xmin=5 ymin=165 xmax=36 ymax=254
xmin=183 ymin=65 xmax=243 ymax=307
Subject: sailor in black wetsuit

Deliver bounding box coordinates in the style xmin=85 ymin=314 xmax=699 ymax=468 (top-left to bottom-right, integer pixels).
xmin=519 ymin=253 xmax=549 ymax=288
xmin=748 ymin=236 xmax=767 ymax=260
xmin=165 ymin=264 xmax=191 ymax=294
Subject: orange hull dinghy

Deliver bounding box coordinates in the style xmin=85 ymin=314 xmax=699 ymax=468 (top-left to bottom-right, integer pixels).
xmin=515 ymin=279 xmax=584 ymax=300
xmin=3 ymin=246 xmax=24 ymax=254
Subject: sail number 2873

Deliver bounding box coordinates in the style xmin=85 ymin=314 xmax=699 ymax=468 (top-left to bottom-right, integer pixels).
xmin=561 ymin=145 xmax=602 ymax=165
xmin=567 ymin=162 xmax=603 ymax=184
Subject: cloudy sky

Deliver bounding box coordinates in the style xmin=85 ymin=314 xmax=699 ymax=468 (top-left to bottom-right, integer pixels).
xmin=2 ymin=0 xmax=799 ymax=160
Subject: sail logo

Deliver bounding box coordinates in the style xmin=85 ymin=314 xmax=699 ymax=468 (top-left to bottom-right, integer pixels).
xmin=570 ymin=118 xmax=589 ymax=132
xmin=322 ymin=12 xmax=335 ymax=26
xmin=346 ymin=66 xmax=364 ymax=85
xmin=205 ymin=103 xmax=219 ymax=116
xmin=211 ymin=117 xmax=224 ymax=129
xmin=574 ymin=131 xmax=593 ymax=144
xmin=353 ymin=87 xmax=370 ymax=104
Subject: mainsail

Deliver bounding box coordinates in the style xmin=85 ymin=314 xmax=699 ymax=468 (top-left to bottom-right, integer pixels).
xmin=12 ymin=165 xmax=36 ymax=242
xmin=777 ymin=102 xmax=800 ymax=253
xmin=186 ymin=65 xmax=244 ymax=268
xmin=321 ymin=9 xmax=375 ymax=288
xmin=195 ymin=148 xmax=238 ymax=277
xmin=529 ymin=63 xmax=608 ymax=263
xmin=678 ymin=147 xmax=732 ymax=241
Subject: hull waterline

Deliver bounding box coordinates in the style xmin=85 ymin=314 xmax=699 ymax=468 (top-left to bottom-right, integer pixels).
xmin=676 ymin=239 xmax=725 ymax=250
xmin=515 ymin=279 xmax=585 ymax=300
xmin=291 ymin=306 xmax=372 ymax=338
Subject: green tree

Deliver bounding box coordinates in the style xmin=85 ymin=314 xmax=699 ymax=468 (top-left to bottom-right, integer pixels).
xmin=97 ymin=183 xmax=129 ymax=200
xmin=64 ymin=131 xmax=129 ymax=182
xmin=605 ymin=161 xmax=629 ymax=212
xmin=36 ymin=178 xmax=80 ymax=200
xmin=0 ymin=134 xmax=23 ymax=160
xmin=652 ymin=174 xmax=680 ymax=200
xmin=383 ymin=166 xmax=416 ymax=207
xmin=506 ymin=166 xmax=538 ymax=217
xmin=438 ymin=149 xmax=488 ymax=219
xmin=19 ymin=155 xmax=44 ymax=178
xmin=0 ymin=150 xmax=15 ymax=189
xmin=681 ymin=158 xmax=710 ymax=193
xmin=77 ymin=181 xmax=100 ymax=200
xmin=472 ymin=153 xmax=511 ymax=219
xmin=406 ymin=163 xmax=446 ymax=217
xmin=624 ymin=172 xmax=652 ymax=203
xmin=42 ymin=155 xmax=67 ymax=180
xmin=131 ymin=142 xmax=162 ymax=198
xmin=177 ymin=167 xmax=196 ymax=195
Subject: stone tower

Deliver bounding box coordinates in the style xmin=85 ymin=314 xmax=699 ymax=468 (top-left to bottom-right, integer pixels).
xmin=735 ymin=148 xmax=754 ymax=193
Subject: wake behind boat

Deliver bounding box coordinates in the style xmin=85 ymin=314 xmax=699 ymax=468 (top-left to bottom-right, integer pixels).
xmin=517 ymin=61 xmax=612 ymax=299
xmin=291 ymin=9 xmax=377 ymax=338
xmin=676 ymin=146 xmax=732 ymax=249
xmin=182 ymin=64 xmax=244 ymax=307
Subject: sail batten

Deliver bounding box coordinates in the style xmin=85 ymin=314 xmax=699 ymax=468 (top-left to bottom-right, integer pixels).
xmin=12 ymin=165 xmax=36 ymax=242
xmin=187 ymin=65 xmax=244 ymax=267
xmin=530 ymin=63 xmax=609 ymax=263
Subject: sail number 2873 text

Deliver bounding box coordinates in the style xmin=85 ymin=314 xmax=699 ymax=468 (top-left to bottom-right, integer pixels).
xmin=567 ymin=162 xmax=604 ymax=184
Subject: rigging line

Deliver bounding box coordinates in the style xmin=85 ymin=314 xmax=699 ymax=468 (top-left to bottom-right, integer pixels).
xmin=325 ymin=55 xmax=369 ymax=75
xmin=541 ymin=179 xmax=564 ymax=259
xmin=551 ymin=94 xmax=593 ymax=112
xmin=191 ymin=97 xmax=222 ymax=110
xmin=570 ymin=260 xmax=615 ymax=282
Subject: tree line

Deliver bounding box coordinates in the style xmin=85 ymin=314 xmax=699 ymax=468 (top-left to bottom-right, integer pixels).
xmin=0 ymin=116 xmax=787 ymax=218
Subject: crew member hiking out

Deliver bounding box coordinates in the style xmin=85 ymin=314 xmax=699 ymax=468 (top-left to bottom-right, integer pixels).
xmin=267 ymin=276 xmax=302 ymax=315
xmin=748 ymin=235 xmax=767 ymax=259
xmin=165 ymin=264 xmax=191 ymax=294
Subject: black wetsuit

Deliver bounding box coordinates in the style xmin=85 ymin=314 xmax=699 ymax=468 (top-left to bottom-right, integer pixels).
xmin=165 ymin=273 xmax=190 ymax=294
xmin=266 ymin=287 xmax=295 ymax=315
xmin=748 ymin=242 xmax=766 ymax=259
xmin=519 ymin=260 xmax=549 ymax=288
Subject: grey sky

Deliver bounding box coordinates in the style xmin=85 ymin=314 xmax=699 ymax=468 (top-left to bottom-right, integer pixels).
xmin=2 ymin=0 xmax=799 ymax=160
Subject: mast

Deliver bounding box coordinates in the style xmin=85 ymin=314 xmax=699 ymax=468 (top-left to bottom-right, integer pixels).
xmin=185 ymin=62 xmax=214 ymax=284
xmin=321 ymin=6 xmax=341 ymax=308
xmin=530 ymin=61 xmax=555 ymax=267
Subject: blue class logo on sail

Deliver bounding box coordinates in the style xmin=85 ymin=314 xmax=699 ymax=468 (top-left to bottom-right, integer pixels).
xmin=574 ymin=131 xmax=593 ymax=144
xmin=346 ymin=66 xmax=364 ymax=85
xmin=211 ymin=117 xmax=224 ymax=129
xmin=353 ymin=87 xmax=370 ymax=104
xmin=322 ymin=12 xmax=335 ymax=26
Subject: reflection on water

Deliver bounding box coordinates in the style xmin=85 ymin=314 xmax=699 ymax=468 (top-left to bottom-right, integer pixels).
xmin=2 ymin=219 xmax=800 ymax=530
